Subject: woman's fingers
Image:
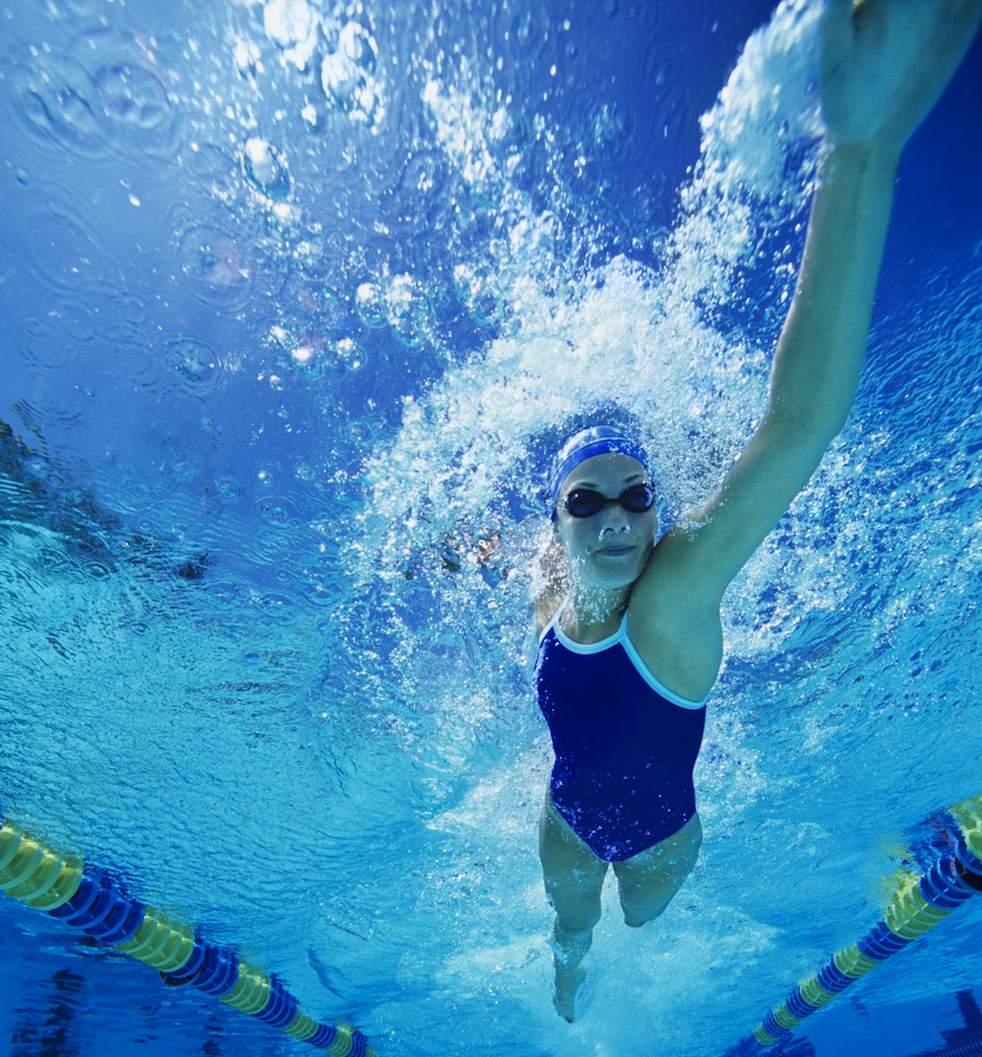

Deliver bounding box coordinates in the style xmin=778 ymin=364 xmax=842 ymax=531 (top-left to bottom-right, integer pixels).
xmin=820 ymin=0 xmax=981 ymax=147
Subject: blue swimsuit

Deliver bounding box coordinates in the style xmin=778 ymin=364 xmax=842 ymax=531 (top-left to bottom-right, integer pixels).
xmin=535 ymin=610 xmax=708 ymax=862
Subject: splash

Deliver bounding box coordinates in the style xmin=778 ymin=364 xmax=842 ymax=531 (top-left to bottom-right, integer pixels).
xmin=356 ymin=0 xmax=825 ymax=623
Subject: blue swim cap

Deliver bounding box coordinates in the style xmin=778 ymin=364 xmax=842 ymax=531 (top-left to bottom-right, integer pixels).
xmin=548 ymin=425 xmax=650 ymax=509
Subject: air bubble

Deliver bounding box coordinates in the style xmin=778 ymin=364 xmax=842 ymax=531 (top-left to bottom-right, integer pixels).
xmin=234 ymin=39 xmax=262 ymax=76
xmin=279 ymin=274 xmax=345 ymax=330
xmin=453 ymin=264 xmax=503 ymax=325
xmin=320 ymin=22 xmax=382 ymax=125
xmin=340 ymin=21 xmax=377 ymax=74
xmin=263 ymin=0 xmax=314 ymax=48
xmin=335 ymin=337 xmax=364 ymax=371
xmin=355 ymin=282 xmax=387 ymax=328
xmin=242 ymin=137 xmax=291 ymax=201
xmin=281 ymin=336 xmax=332 ymax=377
xmin=216 ymin=476 xmax=241 ymax=500
xmin=386 ymin=273 xmax=433 ymax=349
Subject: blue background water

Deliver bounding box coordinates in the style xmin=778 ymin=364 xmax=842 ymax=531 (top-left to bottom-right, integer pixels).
xmin=1 ymin=0 xmax=980 ymax=1054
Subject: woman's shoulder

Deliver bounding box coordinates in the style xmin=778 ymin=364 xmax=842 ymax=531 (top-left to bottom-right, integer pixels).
xmin=635 ymin=527 xmax=724 ymax=610
xmin=627 ymin=541 xmax=724 ymax=700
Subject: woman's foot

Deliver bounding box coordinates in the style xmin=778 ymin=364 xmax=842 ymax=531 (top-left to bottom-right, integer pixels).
xmin=553 ymin=963 xmax=588 ymax=1022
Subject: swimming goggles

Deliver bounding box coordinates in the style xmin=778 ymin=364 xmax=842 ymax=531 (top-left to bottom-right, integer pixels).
xmin=562 ymin=483 xmax=655 ymax=519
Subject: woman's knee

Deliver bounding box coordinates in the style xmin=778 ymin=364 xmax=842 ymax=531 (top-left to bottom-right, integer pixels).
xmin=617 ymin=861 xmax=693 ymax=926
xmin=614 ymin=819 xmax=701 ymax=927
xmin=554 ymin=893 xmax=602 ymax=934
xmin=545 ymin=873 xmax=604 ymax=933
xmin=620 ymin=893 xmax=672 ymax=928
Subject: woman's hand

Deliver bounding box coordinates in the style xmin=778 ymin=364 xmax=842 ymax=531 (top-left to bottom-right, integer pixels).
xmin=821 ymin=0 xmax=981 ymax=152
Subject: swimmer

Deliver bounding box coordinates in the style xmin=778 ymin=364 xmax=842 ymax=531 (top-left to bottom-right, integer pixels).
xmin=0 ymin=416 xmax=210 ymax=581
xmin=533 ymin=1 xmax=982 ymax=1022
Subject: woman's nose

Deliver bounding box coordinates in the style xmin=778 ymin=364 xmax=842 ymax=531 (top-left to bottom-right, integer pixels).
xmin=598 ymin=504 xmax=629 ymax=534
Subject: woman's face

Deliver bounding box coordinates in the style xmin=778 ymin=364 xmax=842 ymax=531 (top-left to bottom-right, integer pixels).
xmin=553 ymin=452 xmax=657 ymax=590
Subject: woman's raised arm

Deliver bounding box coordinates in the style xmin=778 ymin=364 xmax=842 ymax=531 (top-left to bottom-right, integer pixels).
xmin=654 ymin=0 xmax=982 ymax=603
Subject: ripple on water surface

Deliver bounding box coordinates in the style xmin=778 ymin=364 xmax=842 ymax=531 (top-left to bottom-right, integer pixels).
xmin=71 ymin=27 xmax=180 ymax=160
xmin=164 ymin=335 xmax=229 ymax=399
xmin=173 ymin=219 xmax=255 ymax=313
xmin=22 ymin=183 xmax=108 ymax=295
xmin=19 ymin=316 xmax=81 ymax=373
xmin=8 ymin=53 xmax=105 ymax=159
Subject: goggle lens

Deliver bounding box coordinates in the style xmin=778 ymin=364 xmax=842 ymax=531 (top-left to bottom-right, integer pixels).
xmin=564 ymin=483 xmax=655 ymax=518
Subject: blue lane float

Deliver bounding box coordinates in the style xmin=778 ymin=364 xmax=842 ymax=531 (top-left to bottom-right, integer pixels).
xmin=0 ymin=815 xmax=375 ymax=1057
xmin=724 ymin=795 xmax=982 ymax=1056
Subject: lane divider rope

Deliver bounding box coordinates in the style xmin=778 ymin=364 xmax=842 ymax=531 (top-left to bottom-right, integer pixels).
xmin=0 ymin=814 xmax=376 ymax=1057
xmin=724 ymin=794 xmax=982 ymax=1056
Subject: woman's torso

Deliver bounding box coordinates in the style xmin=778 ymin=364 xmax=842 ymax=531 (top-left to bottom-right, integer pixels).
xmin=535 ymin=607 xmax=709 ymax=861
xmin=534 ymin=538 xmax=724 ymax=703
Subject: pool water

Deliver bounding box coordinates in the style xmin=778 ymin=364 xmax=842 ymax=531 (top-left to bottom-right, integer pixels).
xmin=0 ymin=0 xmax=980 ymax=1055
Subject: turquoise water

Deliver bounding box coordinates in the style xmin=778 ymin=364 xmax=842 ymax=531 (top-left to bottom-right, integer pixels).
xmin=1 ymin=0 xmax=980 ymax=1054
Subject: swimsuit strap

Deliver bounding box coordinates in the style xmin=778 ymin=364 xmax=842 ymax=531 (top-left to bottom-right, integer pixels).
xmin=547 ymin=600 xmax=629 ymax=646
xmin=545 ymin=602 xmax=707 ymax=708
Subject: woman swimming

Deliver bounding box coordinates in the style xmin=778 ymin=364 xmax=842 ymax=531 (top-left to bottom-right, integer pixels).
xmin=533 ymin=0 xmax=982 ymax=1022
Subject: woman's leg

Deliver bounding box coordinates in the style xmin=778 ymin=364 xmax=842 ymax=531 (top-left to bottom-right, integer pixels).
xmin=538 ymin=791 xmax=608 ymax=1020
xmin=611 ymin=813 xmax=702 ymax=928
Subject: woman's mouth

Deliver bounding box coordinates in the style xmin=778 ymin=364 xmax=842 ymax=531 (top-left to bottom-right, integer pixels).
xmin=594 ymin=545 xmax=634 ymax=557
